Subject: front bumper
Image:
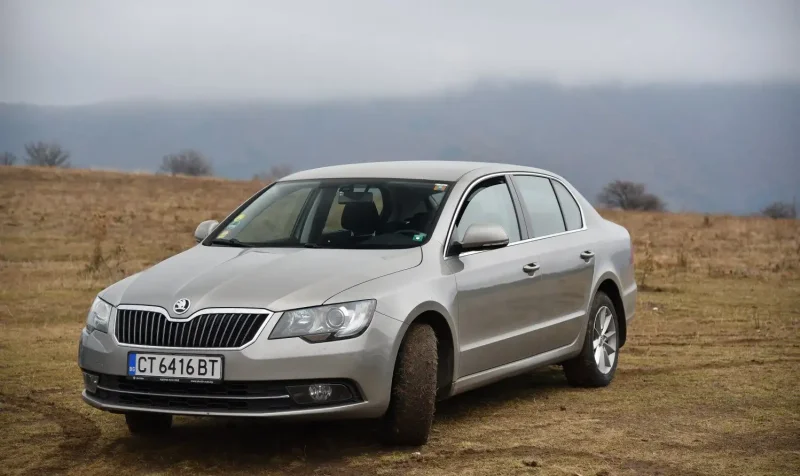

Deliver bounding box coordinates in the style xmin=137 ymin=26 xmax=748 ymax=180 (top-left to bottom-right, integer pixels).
xmin=78 ymin=310 xmax=404 ymax=419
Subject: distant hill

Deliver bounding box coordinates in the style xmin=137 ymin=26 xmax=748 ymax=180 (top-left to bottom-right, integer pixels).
xmin=1 ymin=82 xmax=798 ymax=213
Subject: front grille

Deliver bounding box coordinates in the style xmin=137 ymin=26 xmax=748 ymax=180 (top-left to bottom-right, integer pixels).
xmin=115 ymin=309 xmax=269 ymax=348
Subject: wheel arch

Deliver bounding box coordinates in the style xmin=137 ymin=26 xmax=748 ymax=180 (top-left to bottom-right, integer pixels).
xmin=591 ymin=274 xmax=627 ymax=348
xmin=396 ymin=302 xmax=457 ymax=400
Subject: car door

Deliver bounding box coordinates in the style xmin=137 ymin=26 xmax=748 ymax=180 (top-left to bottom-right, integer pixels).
xmin=447 ymin=175 xmax=538 ymax=378
xmin=510 ymin=174 xmax=596 ymax=355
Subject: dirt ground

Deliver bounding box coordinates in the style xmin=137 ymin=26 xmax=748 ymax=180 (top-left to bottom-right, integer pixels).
xmin=1 ymin=167 xmax=798 ymax=476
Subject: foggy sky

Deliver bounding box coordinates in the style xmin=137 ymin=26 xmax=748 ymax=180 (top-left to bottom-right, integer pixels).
xmin=2 ymin=0 xmax=798 ymax=105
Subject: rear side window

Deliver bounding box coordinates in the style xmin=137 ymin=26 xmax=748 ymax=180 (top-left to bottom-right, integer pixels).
xmin=513 ymin=175 xmax=566 ymax=237
xmin=454 ymin=179 xmax=521 ymax=243
xmin=552 ymin=180 xmax=583 ymax=230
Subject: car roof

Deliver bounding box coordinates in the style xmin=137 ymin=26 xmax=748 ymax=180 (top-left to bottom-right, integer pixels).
xmin=280 ymin=161 xmax=553 ymax=182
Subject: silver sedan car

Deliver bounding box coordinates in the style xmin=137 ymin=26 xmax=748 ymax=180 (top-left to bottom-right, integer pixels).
xmin=79 ymin=161 xmax=636 ymax=445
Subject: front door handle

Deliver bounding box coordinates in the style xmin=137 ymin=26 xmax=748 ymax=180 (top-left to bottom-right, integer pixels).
xmin=522 ymin=263 xmax=540 ymax=274
xmin=580 ymin=250 xmax=595 ymax=261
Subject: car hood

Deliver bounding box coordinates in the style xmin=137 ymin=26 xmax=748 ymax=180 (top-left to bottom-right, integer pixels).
xmin=100 ymin=245 xmax=422 ymax=315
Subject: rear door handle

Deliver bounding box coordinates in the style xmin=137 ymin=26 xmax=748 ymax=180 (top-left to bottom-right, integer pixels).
xmin=522 ymin=263 xmax=540 ymax=274
xmin=580 ymin=250 xmax=595 ymax=261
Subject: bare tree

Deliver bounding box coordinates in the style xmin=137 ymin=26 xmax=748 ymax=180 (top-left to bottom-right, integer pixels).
xmin=24 ymin=141 xmax=70 ymax=167
xmin=0 ymin=152 xmax=17 ymax=166
xmin=158 ymin=149 xmax=213 ymax=176
xmin=597 ymin=180 xmax=666 ymax=211
xmin=252 ymin=164 xmax=293 ymax=182
xmin=761 ymin=200 xmax=797 ymax=219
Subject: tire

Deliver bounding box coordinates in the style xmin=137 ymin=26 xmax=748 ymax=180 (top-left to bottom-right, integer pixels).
xmin=382 ymin=323 xmax=438 ymax=446
xmin=563 ymin=291 xmax=620 ymax=387
xmin=125 ymin=412 xmax=173 ymax=435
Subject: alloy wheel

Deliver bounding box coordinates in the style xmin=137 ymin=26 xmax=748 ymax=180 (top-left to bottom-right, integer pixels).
xmin=592 ymin=305 xmax=617 ymax=374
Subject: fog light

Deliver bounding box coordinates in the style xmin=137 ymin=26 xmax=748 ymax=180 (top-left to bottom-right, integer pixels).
xmin=83 ymin=372 xmax=99 ymax=393
xmin=309 ymin=384 xmax=333 ymax=402
xmin=286 ymin=383 xmax=354 ymax=405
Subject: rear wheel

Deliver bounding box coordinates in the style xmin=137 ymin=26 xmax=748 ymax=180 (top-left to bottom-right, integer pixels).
xmin=563 ymin=292 xmax=619 ymax=387
xmin=125 ymin=412 xmax=173 ymax=435
xmin=381 ymin=323 xmax=437 ymax=446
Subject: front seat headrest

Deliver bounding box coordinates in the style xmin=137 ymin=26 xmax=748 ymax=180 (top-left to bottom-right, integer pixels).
xmin=341 ymin=201 xmax=380 ymax=235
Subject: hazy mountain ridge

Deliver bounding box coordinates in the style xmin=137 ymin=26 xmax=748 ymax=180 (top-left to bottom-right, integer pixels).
xmin=1 ymin=83 xmax=798 ymax=213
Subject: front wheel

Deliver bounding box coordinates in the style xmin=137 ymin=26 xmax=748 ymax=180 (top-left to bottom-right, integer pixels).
xmin=563 ymin=292 xmax=620 ymax=387
xmin=381 ymin=323 xmax=438 ymax=446
xmin=125 ymin=412 xmax=173 ymax=435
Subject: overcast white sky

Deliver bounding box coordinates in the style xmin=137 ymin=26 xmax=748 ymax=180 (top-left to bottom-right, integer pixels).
xmin=1 ymin=0 xmax=798 ymax=105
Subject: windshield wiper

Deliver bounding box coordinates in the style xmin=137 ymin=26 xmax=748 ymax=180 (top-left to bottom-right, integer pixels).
xmin=208 ymin=238 xmax=253 ymax=248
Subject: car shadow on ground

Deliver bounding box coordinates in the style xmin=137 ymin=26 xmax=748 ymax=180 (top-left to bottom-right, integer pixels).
xmin=96 ymin=366 xmax=570 ymax=471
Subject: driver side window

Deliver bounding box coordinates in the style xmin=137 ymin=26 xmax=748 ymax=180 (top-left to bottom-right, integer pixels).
xmin=454 ymin=178 xmax=521 ymax=243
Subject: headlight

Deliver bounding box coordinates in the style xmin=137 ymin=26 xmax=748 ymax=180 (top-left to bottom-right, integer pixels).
xmin=86 ymin=297 xmax=113 ymax=333
xmin=270 ymin=300 xmax=376 ymax=342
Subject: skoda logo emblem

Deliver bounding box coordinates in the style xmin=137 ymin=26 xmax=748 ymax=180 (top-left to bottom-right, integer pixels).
xmin=173 ymin=298 xmax=191 ymax=315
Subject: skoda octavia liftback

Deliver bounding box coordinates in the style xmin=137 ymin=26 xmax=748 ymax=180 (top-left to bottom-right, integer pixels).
xmin=79 ymin=161 xmax=636 ymax=445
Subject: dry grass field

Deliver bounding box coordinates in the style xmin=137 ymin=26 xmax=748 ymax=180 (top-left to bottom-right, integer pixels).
xmin=1 ymin=166 xmax=799 ymax=476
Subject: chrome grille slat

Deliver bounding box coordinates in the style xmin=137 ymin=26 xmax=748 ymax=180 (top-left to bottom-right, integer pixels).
xmin=193 ymin=316 xmax=202 ymax=347
xmin=139 ymin=312 xmax=144 ymax=346
xmin=210 ymin=314 xmax=226 ymax=347
xmin=224 ymin=314 xmax=241 ymax=348
xmin=169 ymin=317 xmax=176 ymax=347
xmin=206 ymin=314 xmax=219 ymax=347
xmin=232 ymin=313 xmax=248 ymax=345
xmin=187 ymin=318 xmax=199 ymax=347
xmin=217 ymin=314 xmax=234 ymax=347
xmin=155 ymin=312 xmax=162 ymax=345
xmin=146 ymin=312 xmax=152 ymax=346
xmin=140 ymin=310 xmax=146 ymax=346
xmin=126 ymin=310 xmax=132 ymax=345
xmin=180 ymin=318 xmax=189 ymax=347
xmin=149 ymin=312 xmax=155 ymax=346
xmin=124 ymin=311 xmax=130 ymax=344
xmin=240 ymin=316 xmax=258 ymax=343
xmin=233 ymin=314 xmax=246 ymax=347
xmin=198 ymin=314 xmax=210 ymax=347
xmin=134 ymin=310 xmax=140 ymax=345
xmin=115 ymin=309 xmax=268 ymax=349
xmin=179 ymin=319 xmax=188 ymax=347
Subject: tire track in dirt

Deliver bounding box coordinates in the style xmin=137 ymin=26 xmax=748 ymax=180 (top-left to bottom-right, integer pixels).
xmin=3 ymin=393 xmax=100 ymax=474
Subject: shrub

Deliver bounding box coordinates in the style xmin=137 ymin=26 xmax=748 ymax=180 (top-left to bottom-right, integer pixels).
xmin=24 ymin=141 xmax=70 ymax=167
xmin=598 ymin=180 xmax=666 ymax=211
xmin=0 ymin=152 xmax=17 ymax=166
xmin=761 ymin=201 xmax=797 ymax=219
xmin=158 ymin=149 xmax=213 ymax=176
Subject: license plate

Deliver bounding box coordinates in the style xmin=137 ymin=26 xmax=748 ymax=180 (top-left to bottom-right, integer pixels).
xmin=127 ymin=353 xmax=223 ymax=383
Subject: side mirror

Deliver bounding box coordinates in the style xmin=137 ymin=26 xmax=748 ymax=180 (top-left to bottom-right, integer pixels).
xmin=450 ymin=223 xmax=509 ymax=255
xmin=194 ymin=220 xmax=219 ymax=243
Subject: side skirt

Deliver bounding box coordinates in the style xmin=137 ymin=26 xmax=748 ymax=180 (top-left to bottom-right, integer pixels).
xmin=448 ymin=339 xmax=582 ymax=397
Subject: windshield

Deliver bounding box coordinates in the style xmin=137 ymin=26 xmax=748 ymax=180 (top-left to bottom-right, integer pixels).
xmin=207 ymin=179 xmax=452 ymax=249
